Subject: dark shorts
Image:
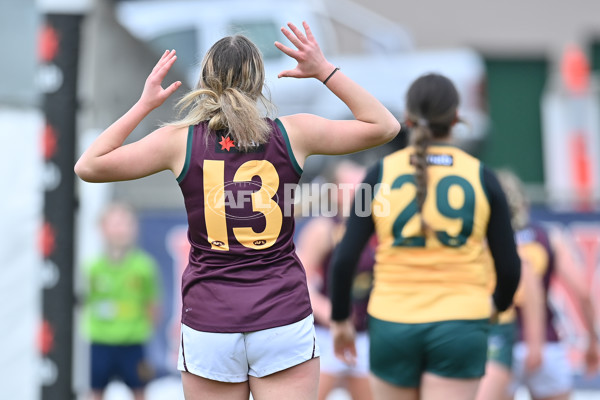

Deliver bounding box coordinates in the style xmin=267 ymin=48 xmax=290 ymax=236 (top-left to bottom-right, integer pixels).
xmin=369 ymin=316 xmax=489 ymax=388
xmin=90 ymin=343 xmax=151 ymax=390
xmin=487 ymin=322 xmax=517 ymax=369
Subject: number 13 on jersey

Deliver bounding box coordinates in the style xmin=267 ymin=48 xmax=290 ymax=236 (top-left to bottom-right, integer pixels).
xmin=203 ymin=160 xmax=283 ymax=251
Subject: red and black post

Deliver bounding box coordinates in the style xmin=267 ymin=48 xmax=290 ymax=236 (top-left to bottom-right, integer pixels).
xmin=38 ymin=13 xmax=83 ymax=400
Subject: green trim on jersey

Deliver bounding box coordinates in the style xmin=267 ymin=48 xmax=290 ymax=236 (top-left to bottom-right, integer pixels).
xmin=177 ymin=125 xmax=194 ymax=183
xmin=275 ymin=118 xmax=303 ymax=176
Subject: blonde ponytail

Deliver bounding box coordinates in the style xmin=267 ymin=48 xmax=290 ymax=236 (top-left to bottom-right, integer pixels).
xmin=169 ymin=35 xmax=275 ymax=151
xmin=219 ymin=87 xmax=271 ymax=150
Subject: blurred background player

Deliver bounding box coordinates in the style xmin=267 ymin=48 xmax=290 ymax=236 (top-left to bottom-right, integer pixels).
xmin=497 ymin=170 xmax=600 ymax=400
xmin=81 ymin=202 xmax=160 ymax=400
xmin=75 ymin=21 xmax=399 ymax=400
xmin=329 ymin=73 xmax=521 ymax=400
xmin=297 ymin=160 xmax=374 ymax=400
xmin=476 ymin=246 xmax=545 ymax=400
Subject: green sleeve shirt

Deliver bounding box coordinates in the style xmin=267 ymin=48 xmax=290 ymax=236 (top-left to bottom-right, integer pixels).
xmin=82 ymin=249 xmax=160 ymax=345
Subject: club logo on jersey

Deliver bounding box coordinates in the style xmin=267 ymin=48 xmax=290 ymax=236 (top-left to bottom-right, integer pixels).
xmin=211 ymin=240 xmax=226 ymax=247
xmin=215 ymin=133 xmax=265 ymax=153
xmin=253 ymin=239 xmax=267 ymax=246
xmin=410 ymin=154 xmax=454 ymax=166
xmin=219 ymin=136 xmax=235 ymax=151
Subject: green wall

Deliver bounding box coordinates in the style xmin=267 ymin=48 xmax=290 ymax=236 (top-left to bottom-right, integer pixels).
xmin=480 ymin=58 xmax=548 ymax=184
xmin=591 ymin=39 xmax=600 ymax=72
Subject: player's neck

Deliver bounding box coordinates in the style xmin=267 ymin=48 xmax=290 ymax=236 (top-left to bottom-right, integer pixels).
xmin=431 ymin=136 xmax=453 ymax=145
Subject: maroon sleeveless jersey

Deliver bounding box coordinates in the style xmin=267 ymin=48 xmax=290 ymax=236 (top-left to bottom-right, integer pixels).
xmin=176 ymin=119 xmax=312 ymax=333
xmin=515 ymin=225 xmax=560 ymax=342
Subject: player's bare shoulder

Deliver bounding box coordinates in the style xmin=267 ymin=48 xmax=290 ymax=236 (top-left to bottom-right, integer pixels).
xmin=153 ymin=124 xmax=190 ymax=176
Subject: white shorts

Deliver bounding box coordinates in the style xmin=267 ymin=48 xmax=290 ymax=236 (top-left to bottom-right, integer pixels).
xmin=509 ymin=342 xmax=573 ymax=398
xmin=315 ymin=325 xmax=370 ymax=377
xmin=177 ymin=314 xmax=320 ymax=383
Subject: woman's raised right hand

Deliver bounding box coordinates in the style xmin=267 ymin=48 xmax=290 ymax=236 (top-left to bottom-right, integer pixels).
xmin=275 ymin=21 xmax=336 ymax=82
xmin=139 ymin=49 xmax=182 ymax=110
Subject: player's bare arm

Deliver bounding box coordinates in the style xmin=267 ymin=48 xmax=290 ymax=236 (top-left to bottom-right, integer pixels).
xmin=275 ymin=22 xmax=400 ymax=165
xmin=75 ymin=50 xmax=185 ymax=182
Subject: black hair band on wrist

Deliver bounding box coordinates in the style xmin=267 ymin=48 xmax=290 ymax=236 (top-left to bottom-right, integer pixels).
xmin=323 ymin=67 xmax=340 ymax=85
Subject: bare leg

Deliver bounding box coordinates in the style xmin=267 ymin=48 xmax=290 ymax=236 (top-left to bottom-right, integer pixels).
xmin=420 ymin=372 xmax=480 ymax=400
xmin=347 ymin=375 xmax=373 ymax=400
xmin=475 ymin=362 xmax=512 ymax=400
xmin=249 ymin=358 xmax=319 ymax=400
xmin=369 ymin=373 xmax=418 ymax=400
xmin=317 ymin=373 xmax=338 ymax=400
xmin=181 ymin=371 xmax=250 ymax=400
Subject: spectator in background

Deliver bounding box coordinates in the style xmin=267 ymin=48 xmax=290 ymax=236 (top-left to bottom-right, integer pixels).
xmin=497 ymin=170 xmax=599 ymax=400
xmin=82 ymin=202 xmax=160 ymax=400
xmin=296 ymin=160 xmax=374 ymax=400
